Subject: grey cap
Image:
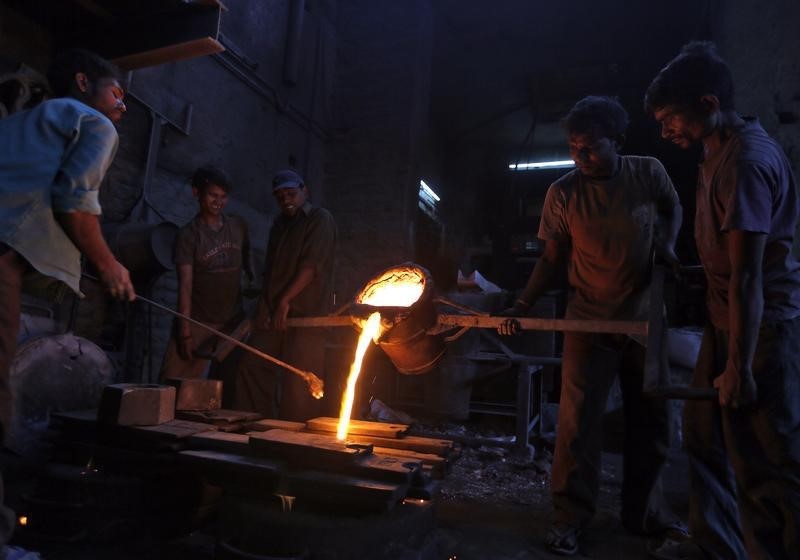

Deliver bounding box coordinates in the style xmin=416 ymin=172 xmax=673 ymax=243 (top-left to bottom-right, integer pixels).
xmin=272 ymin=169 xmax=304 ymax=191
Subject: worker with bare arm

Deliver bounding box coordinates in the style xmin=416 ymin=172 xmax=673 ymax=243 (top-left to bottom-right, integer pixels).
xmin=0 ymin=49 xmax=135 ymax=557
xmin=159 ymin=166 xmax=252 ymax=382
xmin=499 ymin=96 xmax=684 ymax=556
xmin=234 ymin=169 xmax=336 ymax=421
xmin=645 ymin=42 xmax=800 ymax=560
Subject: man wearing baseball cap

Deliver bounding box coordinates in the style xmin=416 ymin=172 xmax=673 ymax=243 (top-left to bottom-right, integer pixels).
xmin=233 ymin=169 xmax=337 ymax=420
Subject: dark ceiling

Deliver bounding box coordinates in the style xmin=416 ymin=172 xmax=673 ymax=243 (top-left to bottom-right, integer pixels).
xmin=429 ymin=0 xmax=712 ymax=157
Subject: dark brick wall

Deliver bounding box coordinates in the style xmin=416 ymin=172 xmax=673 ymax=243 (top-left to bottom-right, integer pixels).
xmin=86 ymin=0 xmax=340 ymax=378
xmin=324 ymin=0 xmax=434 ymax=303
xmin=714 ymin=0 xmax=800 ymax=177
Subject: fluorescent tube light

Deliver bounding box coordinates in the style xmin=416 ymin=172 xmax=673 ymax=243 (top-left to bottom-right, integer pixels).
xmin=509 ymin=160 xmax=575 ymax=170
xmin=420 ymin=180 xmax=441 ymax=202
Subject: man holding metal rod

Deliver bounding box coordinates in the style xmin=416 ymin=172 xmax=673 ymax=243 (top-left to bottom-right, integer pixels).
xmin=0 ymin=49 xmax=135 ymax=558
xmin=645 ymin=41 xmax=800 ymax=560
xmin=233 ymin=169 xmax=336 ymax=421
xmin=500 ymin=96 xmax=684 ymax=555
xmin=158 ymin=165 xmax=252 ymax=382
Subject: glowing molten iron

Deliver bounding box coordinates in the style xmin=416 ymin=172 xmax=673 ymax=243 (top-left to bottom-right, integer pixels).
xmin=336 ymin=268 xmax=426 ymax=441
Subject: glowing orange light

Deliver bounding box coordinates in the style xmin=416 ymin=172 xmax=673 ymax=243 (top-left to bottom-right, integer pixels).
xmin=358 ymin=270 xmax=425 ymax=307
xmin=337 ymin=268 xmax=426 ymax=440
xmin=338 ymin=312 xmax=381 ymax=440
xmin=18 ymin=515 xmax=27 ymax=526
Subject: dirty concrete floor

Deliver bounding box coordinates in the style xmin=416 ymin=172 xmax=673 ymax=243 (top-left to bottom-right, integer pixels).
xmin=434 ymin=445 xmax=689 ymax=559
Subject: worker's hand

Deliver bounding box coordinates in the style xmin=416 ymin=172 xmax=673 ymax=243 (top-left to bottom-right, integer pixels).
xmin=496 ymin=304 xmax=528 ymax=336
xmin=254 ymin=297 xmax=271 ymax=330
xmin=713 ymin=364 xmax=757 ymax=408
xmin=177 ymin=334 xmax=194 ymax=360
xmin=98 ymin=259 xmax=136 ymax=301
xmin=272 ymin=298 xmax=291 ymax=330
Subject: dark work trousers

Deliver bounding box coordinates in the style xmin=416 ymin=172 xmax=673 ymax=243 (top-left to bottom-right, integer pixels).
xmin=684 ymin=318 xmax=800 ymax=560
xmin=551 ymin=330 xmax=674 ymax=533
xmin=0 ymin=245 xmax=28 ymax=546
xmin=233 ymin=326 xmax=326 ymax=422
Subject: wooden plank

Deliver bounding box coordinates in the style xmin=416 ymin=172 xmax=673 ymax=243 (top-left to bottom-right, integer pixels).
xmin=285 ymin=316 xmax=353 ymax=328
xmin=319 ymin=432 xmax=457 ymax=458
xmin=245 ymin=418 xmax=306 ymax=432
xmin=188 ymin=431 xmax=249 ymax=454
xmin=373 ymin=447 xmax=446 ymax=479
xmin=286 ymin=470 xmax=406 ymax=513
xmin=133 ymin=419 xmax=218 ymax=439
xmin=49 ymin=409 xmax=100 ymax=439
xmin=180 ymin=450 xmax=406 ymax=513
xmin=51 ymin=409 xmax=98 ymax=424
xmin=176 ymin=409 xmax=262 ymax=424
xmin=347 ymin=454 xmax=422 ymax=485
xmin=113 ymin=38 xmax=224 ymax=71
xmin=285 ymin=314 xmax=648 ymax=335
xmin=179 ymin=450 xmax=281 ymax=486
xmin=306 ymin=417 xmax=408 ymax=438
xmin=208 ymin=433 xmax=422 ymax=485
xmin=184 ymin=431 xmax=422 ymax=485
xmin=180 ymin=449 xmax=279 ymax=470
xmin=437 ymin=314 xmax=648 ymax=336
xmin=249 ymin=429 xmax=371 ymax=466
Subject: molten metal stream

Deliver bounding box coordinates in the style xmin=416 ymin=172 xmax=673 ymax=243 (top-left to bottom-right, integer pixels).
xmin=337 ymin=312 xmax=382 ymax=440
xmin=337 ymin=268 xmax=427 ymax=440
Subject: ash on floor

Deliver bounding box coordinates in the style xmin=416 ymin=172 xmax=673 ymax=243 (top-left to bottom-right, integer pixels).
xmin=424 ymin=421 xmax=689 ymax=560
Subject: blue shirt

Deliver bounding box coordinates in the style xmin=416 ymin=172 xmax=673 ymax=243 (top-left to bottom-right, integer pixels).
xmin=0 ymin=98 xmax=119 ymax=294
xmin=697 ymin=118 xmax=800 ymax=329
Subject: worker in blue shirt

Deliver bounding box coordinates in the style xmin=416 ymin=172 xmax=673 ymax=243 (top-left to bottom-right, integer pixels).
xmin=0 ymin=49 xmax=135 ymax=556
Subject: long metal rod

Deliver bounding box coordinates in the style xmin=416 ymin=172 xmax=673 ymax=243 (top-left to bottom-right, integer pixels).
xmin=286 ymin=315 xmax=353 ymax=328
xmin=286 ymin=313 xmax=648 ymax=336
xmin=437 ymin=315 xmax=649 ymax=336
xmin=130 ymin=291 xmax=324 ymax=399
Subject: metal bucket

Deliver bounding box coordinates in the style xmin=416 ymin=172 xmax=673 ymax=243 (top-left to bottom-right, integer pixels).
xmin=102 ymin=221 xmax=179 ymax=278
xmin=354 ymin=264 xmax=446 ymax=375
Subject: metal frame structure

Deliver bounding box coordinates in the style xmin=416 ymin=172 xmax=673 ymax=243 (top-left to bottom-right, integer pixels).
xmin=127 ymin=265 xmax=716 ymax=454
xmin=285 ymin=266 xmax=717 ymax=402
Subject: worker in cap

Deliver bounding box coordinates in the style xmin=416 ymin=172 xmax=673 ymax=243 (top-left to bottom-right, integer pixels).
xmin=233 ymin=169 xmax=337 ymax=421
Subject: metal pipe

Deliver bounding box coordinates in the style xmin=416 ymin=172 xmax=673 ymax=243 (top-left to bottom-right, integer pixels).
xmin=135 ymin=292 xmax=324 ymax=399
xmin=212 ymin=40 xmax=329 ymax=142
xmin=285 ymin=313 xmax=648 ymax=337
xmin=83 ymin=275 xmax=323 ymax=398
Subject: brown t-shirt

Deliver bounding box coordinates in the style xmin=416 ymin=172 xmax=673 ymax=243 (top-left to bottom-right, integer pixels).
xmin=175 ymin=213 xmax=249 ymax=324
xmin=263 ymin=202 xmax=336 ymax=316
xmin=539 ymin=156 xmax=680 ymax=320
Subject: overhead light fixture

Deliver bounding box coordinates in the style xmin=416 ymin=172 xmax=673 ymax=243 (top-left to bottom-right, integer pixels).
xmin=418 ymin=179 xmax=441 ymax=221
xmin=509 ymin=160 xmax=575 ymax=170
xmin=419 ymin=180 xmax=441 ymax=202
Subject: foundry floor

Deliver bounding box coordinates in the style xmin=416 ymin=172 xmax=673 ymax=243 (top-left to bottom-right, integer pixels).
xmin=7 ymin=446 xmax=689 ymax=560
xmin=434 ymin=448 xmax=689 ymax=560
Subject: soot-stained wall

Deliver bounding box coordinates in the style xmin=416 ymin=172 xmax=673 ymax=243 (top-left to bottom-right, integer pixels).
xmin=323 ymin=0 xmax=435 ymax=303
xmin=714 ymin=0 xmax=800 ymax=185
